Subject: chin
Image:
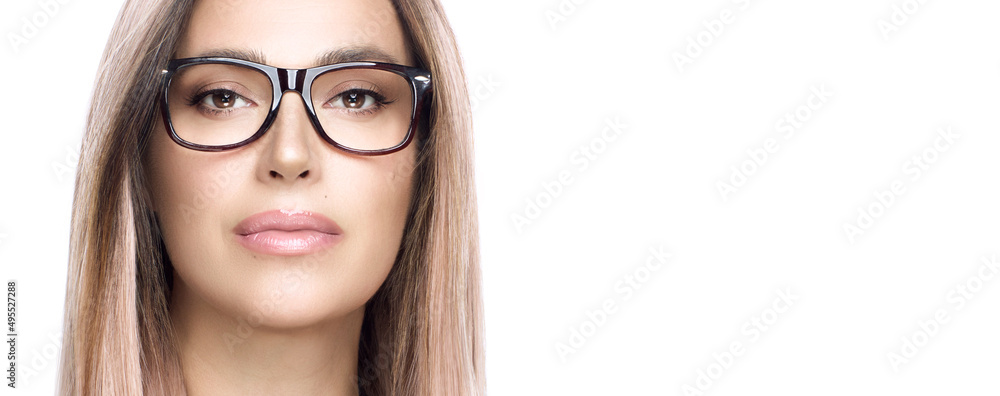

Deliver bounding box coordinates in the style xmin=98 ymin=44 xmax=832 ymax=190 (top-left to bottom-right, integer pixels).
xmin=229 ymin=276 xmax=371 ymax=330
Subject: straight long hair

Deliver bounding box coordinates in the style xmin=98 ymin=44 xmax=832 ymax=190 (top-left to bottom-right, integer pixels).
xmin=58 ymin=1 xmax=484 ymax=394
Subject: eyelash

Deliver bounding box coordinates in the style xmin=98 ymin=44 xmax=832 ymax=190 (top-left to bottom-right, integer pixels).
xmin=182 ymin=85 xmax=395 ymax=117
xmin=184 ymin=88 xmax=252 ymax=116
xmin=327 ymin=86 xmax=394 ymax=115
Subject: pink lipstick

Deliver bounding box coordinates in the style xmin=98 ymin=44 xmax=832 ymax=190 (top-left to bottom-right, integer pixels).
xmin=233 ymin=209 xmax=343 ymax=256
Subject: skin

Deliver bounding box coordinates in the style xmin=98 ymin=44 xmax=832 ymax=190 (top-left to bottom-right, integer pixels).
xmin=142 ymin=0 xmax=416 ymax=394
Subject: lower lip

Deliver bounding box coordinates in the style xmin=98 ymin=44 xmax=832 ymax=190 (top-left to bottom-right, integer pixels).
xmin=236 ymin=230 xmax=342 ymax=256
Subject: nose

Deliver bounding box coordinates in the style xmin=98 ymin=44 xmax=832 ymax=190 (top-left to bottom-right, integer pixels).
xmin=258 ymin=91 xmax=321 ymax=184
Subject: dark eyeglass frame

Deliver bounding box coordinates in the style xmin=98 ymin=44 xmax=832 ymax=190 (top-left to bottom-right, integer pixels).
xmin=158 ymin=57 xmax=433 ymax=155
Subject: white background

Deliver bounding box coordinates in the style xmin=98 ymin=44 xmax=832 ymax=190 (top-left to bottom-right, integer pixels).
xmin=2 ymin=0 xmax=1000 ymax=394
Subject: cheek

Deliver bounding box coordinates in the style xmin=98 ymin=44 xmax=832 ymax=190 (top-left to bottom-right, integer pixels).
xmin=144 ymin=124 xmax=255 ymax=310
xmin=145 ymin=124 xmax=248 ymax=236
xmin=332 ymin=148 xmax=416 ymax=288
xmin=344 ymin=150 xmax=415 ymax=224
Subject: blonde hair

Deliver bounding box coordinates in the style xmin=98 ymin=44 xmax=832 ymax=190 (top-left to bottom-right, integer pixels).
xmin=59 ymin=0 xmax=484 ymax=394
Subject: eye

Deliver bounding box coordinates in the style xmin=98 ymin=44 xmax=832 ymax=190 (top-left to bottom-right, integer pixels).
xmin=328 ymin=90 xmax=380 ymax=110
xmin=198 ymin=89 xmax=252 ymax=110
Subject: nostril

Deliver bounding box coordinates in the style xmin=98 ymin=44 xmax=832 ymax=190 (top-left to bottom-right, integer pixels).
xmin=268 ymin=170 xmax=308 ymax=179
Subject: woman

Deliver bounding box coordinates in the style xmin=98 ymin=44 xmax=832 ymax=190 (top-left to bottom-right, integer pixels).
xmin=58 ymin=0 xmax=484 ymax=394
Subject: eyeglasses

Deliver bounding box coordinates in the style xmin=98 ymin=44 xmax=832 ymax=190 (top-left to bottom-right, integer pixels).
xmin=158 ymin=57 xmax=432 ymax=155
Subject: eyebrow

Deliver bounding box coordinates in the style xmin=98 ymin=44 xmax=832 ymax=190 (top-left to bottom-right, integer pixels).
xmin=191 ymin=46 xmax=401 ymax=67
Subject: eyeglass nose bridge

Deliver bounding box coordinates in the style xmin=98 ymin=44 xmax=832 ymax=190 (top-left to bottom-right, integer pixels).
xmin=276 ymin=68 xmax=307 ymax=93
xmin=266 ymin=67 xmax=325 ymax=145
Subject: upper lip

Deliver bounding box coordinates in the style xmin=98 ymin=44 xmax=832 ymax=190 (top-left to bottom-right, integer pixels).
xmin=233 ymin=209 xmax=343 ymax=236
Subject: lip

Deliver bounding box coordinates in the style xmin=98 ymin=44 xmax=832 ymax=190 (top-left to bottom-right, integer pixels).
xmin=233 ymin=209 xmax=343 ymax=256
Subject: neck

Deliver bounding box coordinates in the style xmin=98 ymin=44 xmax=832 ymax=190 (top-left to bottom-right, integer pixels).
xmin=169 ymin=279 xmax=363 ymax=396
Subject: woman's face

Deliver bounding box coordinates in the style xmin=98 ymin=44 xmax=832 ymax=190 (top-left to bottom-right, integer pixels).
xmin=144 ymin=0 xmax=416 ymax=328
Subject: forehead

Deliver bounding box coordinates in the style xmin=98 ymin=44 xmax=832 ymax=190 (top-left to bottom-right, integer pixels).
xmin=175 ymin=0 xmax=412 ymax=68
